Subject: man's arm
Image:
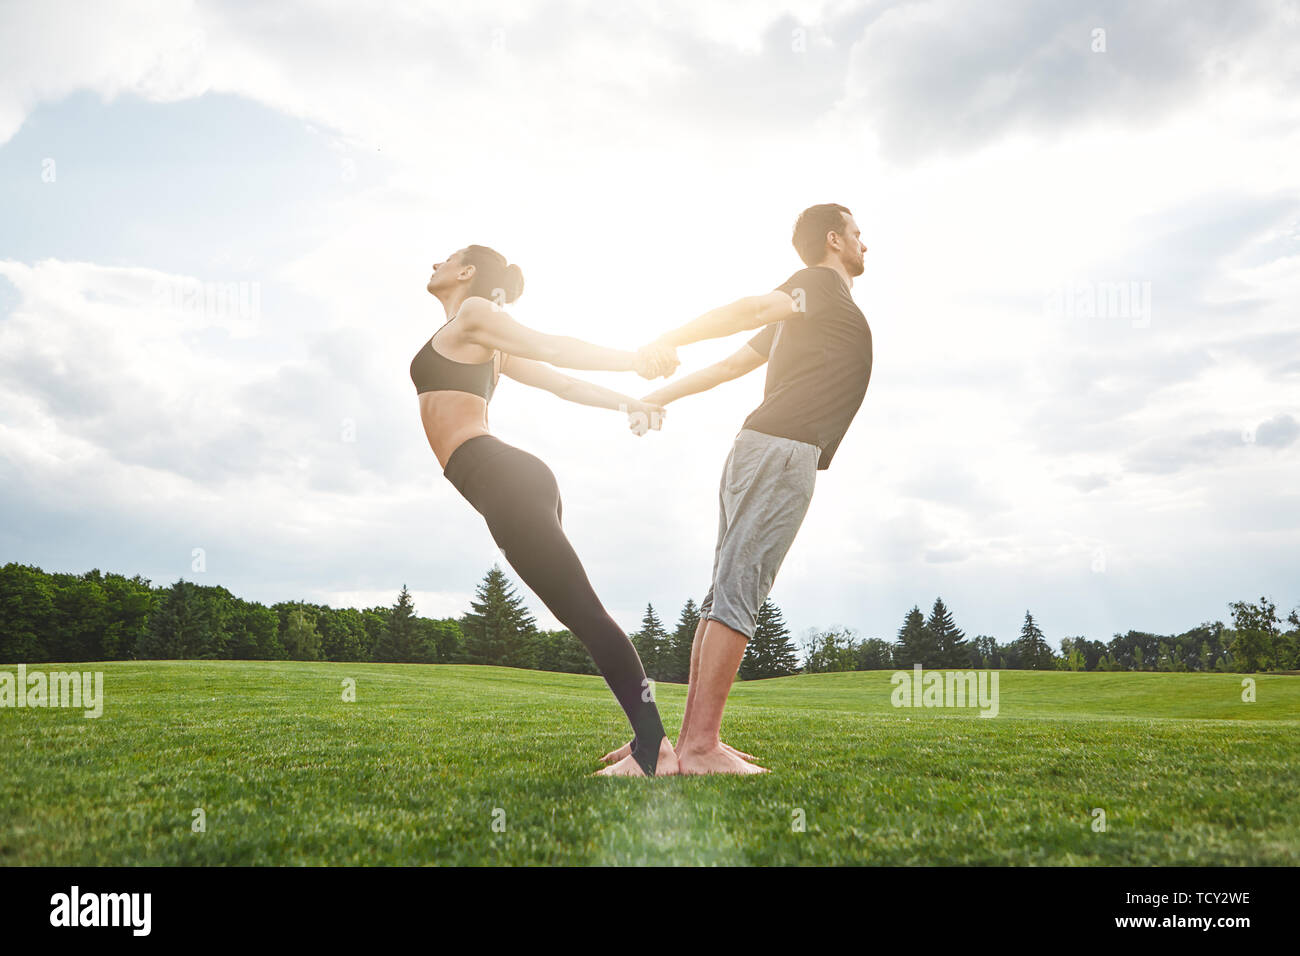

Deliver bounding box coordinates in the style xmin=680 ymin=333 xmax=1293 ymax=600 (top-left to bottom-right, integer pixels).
xmin=640 ymin=341 xmax=768 ymax=407
xmin=652 ymin=290 xmax=796 ymax=349
xmin=501 ymin=355 xmax=664 ymax=417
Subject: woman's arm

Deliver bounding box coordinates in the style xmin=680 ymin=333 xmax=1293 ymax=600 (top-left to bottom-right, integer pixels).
xmin=460 ymin=297 xmax=676 ymax=379
xmin=501 ymin=355 xmax=665 ymax=418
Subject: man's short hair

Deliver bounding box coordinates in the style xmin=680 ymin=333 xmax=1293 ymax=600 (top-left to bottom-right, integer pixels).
xmin=792 ymin=203 xmax=852 ymax=266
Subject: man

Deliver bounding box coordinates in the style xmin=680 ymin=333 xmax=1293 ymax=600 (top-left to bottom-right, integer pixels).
xmin=602 ymin=203 xmax=872 ymax=774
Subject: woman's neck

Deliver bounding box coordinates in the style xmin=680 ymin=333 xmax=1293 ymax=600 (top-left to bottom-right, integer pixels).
xmin=436 ymin=285 xmax=471 ymax=322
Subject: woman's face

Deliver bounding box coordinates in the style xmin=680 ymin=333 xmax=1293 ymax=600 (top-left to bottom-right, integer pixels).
xmin=426 ymin=249 xmax=469 ymax=296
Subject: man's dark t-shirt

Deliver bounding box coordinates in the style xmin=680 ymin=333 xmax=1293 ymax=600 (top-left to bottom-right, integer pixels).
xmin=742 ymin=266 xmax=873 ymax=470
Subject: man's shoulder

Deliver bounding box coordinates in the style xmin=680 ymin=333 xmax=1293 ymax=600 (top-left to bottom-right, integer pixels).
xmin=775 ymin=266 xmax=837 ymax=293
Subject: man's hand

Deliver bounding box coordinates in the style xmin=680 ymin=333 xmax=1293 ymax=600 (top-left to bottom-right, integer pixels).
xmin=634 ymin=343 xmax=679 ymax=380
xmin=625 ymin=399 xmax=666 ymax=437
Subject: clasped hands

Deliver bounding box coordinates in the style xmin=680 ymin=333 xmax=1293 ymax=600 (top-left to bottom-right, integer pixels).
xmin=628 ymin=341 xmax=677 ymax=437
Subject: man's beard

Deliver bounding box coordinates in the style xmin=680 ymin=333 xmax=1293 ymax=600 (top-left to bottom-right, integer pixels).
xmin=848 ymin=255 xmax=865 ymax=277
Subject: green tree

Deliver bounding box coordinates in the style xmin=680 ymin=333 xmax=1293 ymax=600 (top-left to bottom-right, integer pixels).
xmin=927 ymin=598 xmax=968 ymax=667
xmin=283 ymin=603 xmax=322 ymax=660
xmin=969 ymin=634 xmax=998 ymax=668
xmin=49 ymin=572 xmax=109 ymax=661
xmin=137 ymin=580 xmax=222 ymax=659
xmin=1014 ymin=611 xmax=1054 ymax=670
xmin=228 ymin=600 xmax=281 ymax=659
xmin=660 ymin=599 xmax=701 ymax=683
xmin=631 ymin=603 xmax=667 ymax=679
xmin=1227 ymin=596 xmax=1279 ymax=672
xmin=534 ymin=629 xmax=597 ymax=675
xmin=803 ymin=627 xmax=858 ymax=673
xmin=855 ymin=637 xmax=894 ymax=670
xmin=460 ymin=565 xmax=538 ymax=668
xmin=1275 ymin=608 xmax=1299 ymax=670
xmin=314 ymin=606 xmax=366 ymax=661
xmin=0 ymin=563 xmax=56 ymax=663
xmin=97 ymin=571 xmax=155 ymax=660
xmin=418 ymin=618 xmax=464 ymax=664
xmin=1059 ymin=637 xmax=1086 ymax=671
xmin=740 ymin=600 xmax=798 ymax=679
xmin=376 ymin=585 xmax=422 ymax=662
xmin=895 ymin=606 xmax=938 ymax=667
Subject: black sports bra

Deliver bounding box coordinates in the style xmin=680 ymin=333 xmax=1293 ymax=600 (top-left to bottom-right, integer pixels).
xmin=410 ymin=328 xmax=499 ymax=401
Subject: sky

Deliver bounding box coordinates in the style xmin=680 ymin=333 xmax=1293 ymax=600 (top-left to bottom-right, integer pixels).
xmin=1 ymin=0 xmax=1297 ymax=650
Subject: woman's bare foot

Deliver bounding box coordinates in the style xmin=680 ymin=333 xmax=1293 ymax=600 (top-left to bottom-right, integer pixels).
xmin=600 ymin=739 xmax=754 ymax=763
xmin=594 ymin=737 xmax=679 ymax=777
xmin=677 ymin=743 xmax=768 ymax=775
xmin=598 ymin=741 xmax=633 ymax=764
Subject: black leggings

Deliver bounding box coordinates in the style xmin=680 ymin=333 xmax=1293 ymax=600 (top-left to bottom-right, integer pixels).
xmin=444 ymin=434 xmax=666 ymax=774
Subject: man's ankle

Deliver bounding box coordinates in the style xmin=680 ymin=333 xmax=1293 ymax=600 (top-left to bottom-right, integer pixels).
xmin=676 ymin=735 xmax=720 ymax=758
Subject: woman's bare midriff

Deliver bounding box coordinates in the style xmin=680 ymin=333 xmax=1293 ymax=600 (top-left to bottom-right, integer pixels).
xmin=418 ymin=390 xmax=493 ymax=470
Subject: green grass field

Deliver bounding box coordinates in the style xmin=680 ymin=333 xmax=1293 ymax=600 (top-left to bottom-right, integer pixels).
xmin=2 ymin=662 xmax=1297 ymax=865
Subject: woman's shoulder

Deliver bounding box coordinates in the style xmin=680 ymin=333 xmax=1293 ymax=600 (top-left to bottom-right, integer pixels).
xmin=458 ymin=295 xmax=504 ymax=318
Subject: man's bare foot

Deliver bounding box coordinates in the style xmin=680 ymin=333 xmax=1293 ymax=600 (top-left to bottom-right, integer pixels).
xmin=677 ymin=743 xmax=768 ymax=775
xmin=594 ymin=737 xmax=679 ymax=777
xmin=600 ymin=739 xmax=754 ymax=763
xmin=717 ymin=741 xmax=756 ymax=761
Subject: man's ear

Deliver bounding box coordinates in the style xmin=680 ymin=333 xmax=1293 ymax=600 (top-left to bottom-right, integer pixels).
xmin=459 ymin=263 xmax=476 ymax=283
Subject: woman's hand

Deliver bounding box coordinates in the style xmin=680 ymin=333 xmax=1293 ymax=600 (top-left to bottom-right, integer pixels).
xmin=625 ymin=398 xmax=667 ymax=437
xmin=634 ymin=344 xmax=679 ymax=380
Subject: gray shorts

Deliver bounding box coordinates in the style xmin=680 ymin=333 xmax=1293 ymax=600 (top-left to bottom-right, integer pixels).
xmin=699 ymin=428 xmax=818 ymax=640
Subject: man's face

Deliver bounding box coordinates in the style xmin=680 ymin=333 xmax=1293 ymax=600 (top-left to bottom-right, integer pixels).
xmin=837 ymin=214 xmax=866 ymax=276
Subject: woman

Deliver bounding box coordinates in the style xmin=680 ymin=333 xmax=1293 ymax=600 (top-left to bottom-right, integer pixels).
xmin=411 ymin=244 xmax=679 ymax=777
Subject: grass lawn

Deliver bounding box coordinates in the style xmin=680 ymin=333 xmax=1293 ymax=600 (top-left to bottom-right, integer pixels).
xmin=2 ymin=661 xmax=1296 ymax=865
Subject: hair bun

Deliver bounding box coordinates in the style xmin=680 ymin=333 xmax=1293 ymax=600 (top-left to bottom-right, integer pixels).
xmin=504 ymin=263 xmax=525 ymax=303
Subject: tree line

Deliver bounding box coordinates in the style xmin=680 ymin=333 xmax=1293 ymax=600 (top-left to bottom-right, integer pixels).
xmin=0 ymin=562 xmax=800 ymax=680
xmin=801 ymin=597 xmax=1300 ymax=673
xmin=1 ymin=563 xmax=1295 ymax=676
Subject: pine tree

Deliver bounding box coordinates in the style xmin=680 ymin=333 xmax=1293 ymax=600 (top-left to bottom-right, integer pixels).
xmin=1015 ymin=610 xmax=1054 ymax=670
xmin=661 ymin=599 xmax=701 ymax=683
xmin=376 ymin=585 xmax=419 ymax=662
xmin=460 ymin=566 xmax=538 ymax=668
xmin=895 ymin=605 xmax=939 ymax=666
xmin=927 ymin=597 xmax=968 ymax=667
xmin=138 ymin=579 xmax=211 ymax=659
xmin=740 ymin=600 xmax=799 ymax=679
xmin=631 ymin=603 xmax=667 ymax=680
